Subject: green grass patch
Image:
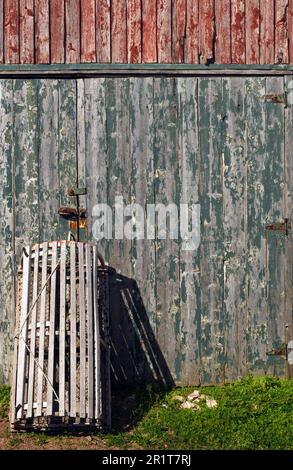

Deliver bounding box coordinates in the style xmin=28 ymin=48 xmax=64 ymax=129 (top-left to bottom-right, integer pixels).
xmin=105 ymin=376 xmax=293 ymax=450
xmin=0 ymin=385 xmax=10 ymax=420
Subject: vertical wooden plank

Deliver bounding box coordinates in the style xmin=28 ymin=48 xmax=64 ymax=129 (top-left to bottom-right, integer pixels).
xmin=58 ymin=80 xmax=78 ymax=239
xmin=265 ymin=77 xmax=286 ymax=376
xmin=16 ymin=246 xmax=31 ymax=419
xmin=260 ymin=0 xmax=275 ymax=64
xmin=96 ymin=0 xmax=111 ymax=63
xmin=47 ymin=241 xmax=57 ymax=416
xmin=275 ymin=0 xmax=289 ymax=63
xmin=50 ymin=0 xmax=65 ymax=63
xmin=0 ymin=0 xmax=3 ymax=63
xmin=86 ymin=245 xmax=94 ymax=418
xmin=106 ymin=79 xmax=132 ymax=278
xmin=81 ymin=0 xmax=96 ymax=62
xmin=76 ymin=79 xmax=86 ymax=244
xmin=215 ymin=0 xmax=231 ymax=64
xmin=35 ymin=0 xmax=50 ymax=63
xmin=198 ymin=78 xmax=225 ymax=384
xmin=19 ymin=0 xmax=34 ymax=64
xmin=222 ymin=78 xmax=247 ymax=382
xmin=26 ymin=245 xmax=39 ymax=418
xmin=69 ymin=242 xmax=77 ymax=416
xmin=127 ymin=0 xmax=142 ymax=63
xmin=59 ymin=241 xmax=66 ymax=416
xmin=289 ymin=0 xmax=293 ymax=64
xmin=199 ymin=0 xmax=214 ymax=64
xmin=0 ymin=80 xmax=15 ymax=383
xmin=83 ymin=78 xmax=108 ymax=259
xmin=14 ymin=80 xmax=39 ymax=257
xmin=93 ymin=245 xmax=100 ymax=418
xmin=4 ymin=0 xmax=19 ymax=63
xmin=185 ymin=0 xmax=199 ymax=64
xmin=36 ymin=242 xmax=48 ymax=416
xmin=111 ymin=0 xmax=127 ymax=63
xmin=177 ymin=78 xmax=201 ymax=385
xmin=153 ymin=78 xmax=180 ymax=382
xmin=65 ymin=0 xmax=80 ymax=63
xmin=245 ymin=0 xmax=260 ymax=64
xmin=245 ymin=77 xmax=268 ymax=376
xmin=38 ymin=80 xmax=60 ymax=242
xmin=284 ymin=75 xmax=293 ymax=378
xmin=172 ymin=0 xmax=186 ymax=63
xmin=129 ymin=78 xmax=157 ymax=343
xmin=78 ymin=243 xmax=86 ymax=418
xmin=231 ymin=0 xmax=245 ymax=64
xmin=157 ymin=0 xmax=172 ymax=63
xmin=142 ymin=0 xmax=157 ymax=63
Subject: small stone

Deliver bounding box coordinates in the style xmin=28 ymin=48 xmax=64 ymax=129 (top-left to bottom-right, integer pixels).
xmin=86 ymin=435 xmax=93 ymax=442
xmin=180 ymin=401 xmax=200 ymax=411
xmin=187 ymin=390 xmax=200 ymax=401
xmin=206 ymin=399 xmax=217 ymax=408
xmin=173 ymin=395 xmax=184 ymax=402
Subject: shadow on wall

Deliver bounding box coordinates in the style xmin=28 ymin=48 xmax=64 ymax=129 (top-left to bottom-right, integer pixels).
xmin=108 ymin=269 xmax=174 ymax=391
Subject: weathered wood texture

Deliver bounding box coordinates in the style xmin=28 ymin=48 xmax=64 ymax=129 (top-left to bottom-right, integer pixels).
xmin=1 ymin=76 xmax=291 ymax=386
xmin=1 ymin=2 xmax=293 ymax=64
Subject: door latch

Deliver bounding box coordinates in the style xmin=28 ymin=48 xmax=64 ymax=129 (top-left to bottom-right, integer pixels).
xmin=267 ymin=341 xmax=293 ymax=364
xmin=265 ymin=218 xmax=291 ymax=236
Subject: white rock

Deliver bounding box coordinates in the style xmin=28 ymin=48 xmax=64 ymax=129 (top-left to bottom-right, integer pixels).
xmin=187 ymin=390 xmax=200 ymax=401
xmin=206 ymin=399 xmax=217 ymax=408
xmin=173 ymin=395 xmax=184 ymax=402
xmin=180 ymin=401 xmax=200 ymax=411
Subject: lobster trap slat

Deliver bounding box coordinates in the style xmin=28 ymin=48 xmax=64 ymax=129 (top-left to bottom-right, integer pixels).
xmin=11 ymin=241 xmax=111 ymax=432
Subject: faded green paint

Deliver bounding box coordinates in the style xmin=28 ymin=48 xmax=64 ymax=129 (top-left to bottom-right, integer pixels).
xmin=0 ymin=76 xmax=292 ymax=386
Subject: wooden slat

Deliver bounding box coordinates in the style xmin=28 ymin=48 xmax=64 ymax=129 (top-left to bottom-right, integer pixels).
xmin=260 ymin=0 xmax=274 ymax=65
xmin=246 ymin=0 xmax=260 ymax=64
xmin=96 ymin=0 xmax=111 ymax=63
xmin=26 ymin=245 xmax=39 ymax=418
xmin=50 ymin=0 xmax=65 ymax=63
xmin=36 ymin=242 xmax=48 ymax=416
xmin=185 ymin=0 xmax=199 ymax=64
xmin=38 ymin=80 xmax=60 ymax=242
xmin=78 ymin=243 xmax=86 ymax=418
xmin=111 ymin=0 xmax=127 ymax=63
xmin=215 ymin=0 xmax=231 ymax=64
xmin=93 ymin=245 xmax=100 ymax=419
xmin=0 ymin=0 xmax=3 ymax=63
xmin=289 ymin=0 xmax=293 ymax=64
xmin=46 ymin=241 xmax=57 ymax=416
xmin=59 ymin=241 xmax=66 ymax=416
xmin=198 ymin=78 xmax=225 ymax=384
xmin=69 ymin=242 xmax=77 ymax=416
xmin=35 ymin=0 xmax=49 ymax=63
xmin=86 ymin=245 xmax=94 ymax=418
xmin=142 ymin=0 xmax=157 ymax=63
xmin=4 ymin=0 xmax=19 ymax=63
xmin=19 ymin=0 xmax=34 ymax=64
xmin=153 ymin=78 xmax=180 ymax=381
xmin=65 ymin=0 xmax=80 ymax=63
xmin=231 ymin=0 xmax=245 ymax=64
xmin=275 ymin=0 xmax=289 ymax=64
xmin=172 ymin=0 xmax=186 ymax=63
xmin=199 ymin=0 xmax=214 ymax=64
xmin=245 ymin=77 xmax=268 ymax=375
xmin=81 ymin=0 xmax=96 ymax=62
xmin=157 ymin=0 xmax=172 ymax=63
xmin=16 ymin=246 xmax=31 ymax=419
xmin=284 ymin=75 xmax=293 ymax=378
xmin=0 ymin=80 xmax=15 ymax=385
xmin=177 ymin=78 xmax=201 ymax=385
xmin=127 ymin=0 xmax=142 ymax=63
xmin=222 ymin=77 xmax=247 ymax=381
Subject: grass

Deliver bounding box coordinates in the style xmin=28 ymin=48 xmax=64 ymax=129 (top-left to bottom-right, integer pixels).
xmin=0 ymin=385 xmax=10 ymax=420
xmin=0 ymin=376 xmax=292 ymax=450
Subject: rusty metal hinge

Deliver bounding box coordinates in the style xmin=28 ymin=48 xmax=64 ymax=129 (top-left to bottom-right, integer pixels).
xmin=265 ymin=218 xmax=291 ymax=235
xmin=267 ymin=341 xmax=293 ymax=364
xmin=263 ymin=93 xmax=287 ymax=105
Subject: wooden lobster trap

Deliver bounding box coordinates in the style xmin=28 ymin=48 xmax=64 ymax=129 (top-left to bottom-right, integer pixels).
xmin=10 ymin=240 xmax=111 ymax=432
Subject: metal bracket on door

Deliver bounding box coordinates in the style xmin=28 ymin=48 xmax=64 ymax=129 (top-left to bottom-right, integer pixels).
xmin=266 ymin=341 xmax=293 ymax=364
xmin=265 ymin=218 xmax=291 ymax=236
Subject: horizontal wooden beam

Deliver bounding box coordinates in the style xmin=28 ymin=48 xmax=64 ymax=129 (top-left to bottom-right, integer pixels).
xmin=1 ymin=64 xmax=293 ymax=77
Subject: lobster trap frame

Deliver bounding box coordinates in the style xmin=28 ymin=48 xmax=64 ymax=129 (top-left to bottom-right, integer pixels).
xmin=10 ymin=241 xmax=111 ymax=432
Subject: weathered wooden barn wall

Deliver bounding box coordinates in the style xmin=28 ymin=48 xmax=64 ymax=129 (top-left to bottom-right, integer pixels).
xmin=1 ymin=1 xmax=293 ymax=65
xmin=0 ymin=75 xmax=292 ymax=385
